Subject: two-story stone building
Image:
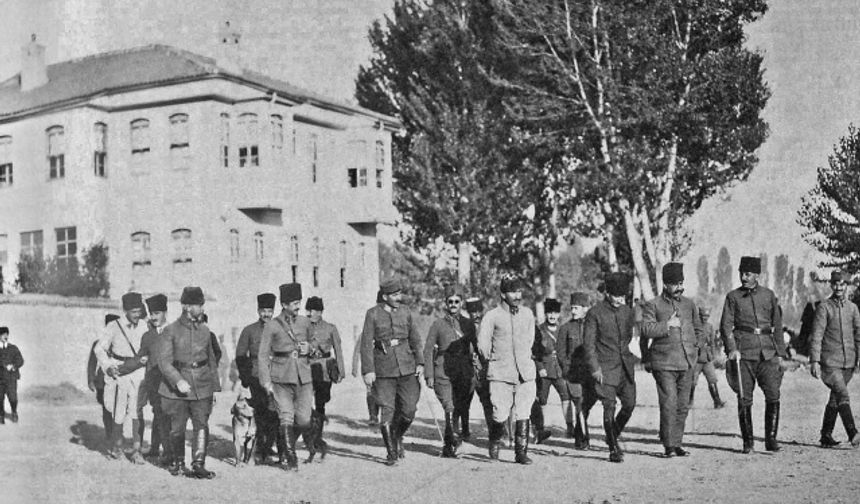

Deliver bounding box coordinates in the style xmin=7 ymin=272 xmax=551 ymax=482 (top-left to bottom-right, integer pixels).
xmin=0 ymin=37 xmax=399 ymax=344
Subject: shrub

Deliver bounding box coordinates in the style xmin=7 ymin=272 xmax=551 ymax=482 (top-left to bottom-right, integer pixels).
xmin=15 ymin=242 xmax=109 ymax=297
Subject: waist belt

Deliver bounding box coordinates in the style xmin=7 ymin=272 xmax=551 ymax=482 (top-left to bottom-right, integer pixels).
xmin=273 ymin=350 xmax=300 ymax=358
xmin=735 ymin=326 xmax=773 ymax=335
xmin=315 ymin=351 xmax=332 ymax=358
xmin=173 ymin=359 xmax=209 ymax=369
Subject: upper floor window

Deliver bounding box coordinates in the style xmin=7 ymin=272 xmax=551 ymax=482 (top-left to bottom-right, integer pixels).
xmin=358 ymin=241 xmax=366 ymax=268
xmin=169 ymin=114 xmax=190 ymax=170
xmin=339 ymin=240 xmax=348 ymax=288
xmin=220 ymin=113 xmax=230 ymax=168
xmin=309 ymin=134 xmax=318 ymax=183
xmin=55 ymin=226 xmax=77 ymax=270
xmin=130 ymin=119 xmax=150 ymax=155
xmin=348 ymin=140 xmax=367 ymax=188
xmin=0 ymin=136 xmax=12 ymax=187
xmin=229 ymin=228 xmax=239 ymax=262
xmin=375 ymin=140 xmax=385 ymax=188
xmin=254 ymin=231 xmax=264 ymax=263
xmin=312 ymin=237 xmax=320 ymax=287
xmin=289 ymin=234 xmax=299 ymax=283
xmin=0 ymin=234 xmax=7 ymax=266
xmin=237 ymin=113 xmax=259 ymax=167
xmin=131 ymin=231 xmax=152 ymax=267
xmin=271 ymin=115 xmax=284 ymax=152
xmin=171 ymin=228 xmax=192 ymax=263
xmin=47 ymin=126 xmax=65 ymax=179
xmin=93 ymin=123 xmax=107 ymax=177
xmin=20 ymin=230 xmax=43 ymax=259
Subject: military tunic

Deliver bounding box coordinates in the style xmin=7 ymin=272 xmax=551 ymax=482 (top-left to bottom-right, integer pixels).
xmin=308 ymin=318 xmax=345 ymax=414
xmin=582 ymin=300 xmax=637 ymax=413
xmin=533 ymin=322 xmax=570 ymax=404
xmin=424 ymin=313 xmax=475 ymax=413
xmin=258 ymin=311 xmax=314 ymax=427
xmin=811 ymin=296 xmax=860 ymax=407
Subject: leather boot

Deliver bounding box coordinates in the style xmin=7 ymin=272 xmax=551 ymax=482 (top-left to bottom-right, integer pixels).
xmin=514 ymin=420 xmax=532 ymax=465
xmin=395 ymin=417 xmax=412 ymax=459
xmin=739 ymin=404 xmax=754 ymax=454
xmin=764 ymin=401 xmax=781 ymax=452
xmin=820 ymin=405 xmax=840 ymax=447
xmin=460 ymin=408 xmax=471 ymax=441
xmin=488 ymin=419 xmax=503 ymax=460
xmin=562 ymin=400 xmax=574 ymax=438
xmin=451 ymin=410 xmax=463 ymax=447
xmin=603 ymin=410 xmax=623 ymax=463
xmin=379 ymin=423 xmax=398 ymax=466
xmin=367 ymin=394 xmax=379 ymax=426
xmin=530 ymin=401 xmax=552 ymax=444
xmin=189 ymin=427 xmax=215 ymax=479
xmin=709 ymin=383 xmax=726 ymax=409
xmin=102 ymin=408 xmax=113 ymax=442
xmin=281 ymin=425 xmax=299 ymax=471
xmin=129 ymin=419 xmax=146 ymax=465
xmin=837 ymin=403 xmax=860 ymax=447
xmin=442 ymin=412 xmax=458 ymax=458
xmin=614 ymin=408 xmax=633 ymax=438
xmin=313 ymin=411 xmax=328 ymax=461
xmin=168 ymin=433 xmax=186 ymax=476
xmin=144 ymin=412 xmax=162 ymax=459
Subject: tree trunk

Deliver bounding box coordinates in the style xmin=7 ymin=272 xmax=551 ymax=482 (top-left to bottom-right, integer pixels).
xmin=457 ymin=241 xmax=471 ymax=286
xmin=621 ymin=201 xmax=656 ymax=299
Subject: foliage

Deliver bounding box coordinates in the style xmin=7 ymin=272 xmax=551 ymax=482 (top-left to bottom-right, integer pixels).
xmin=15 ymin=242 xmax=109 ymax=297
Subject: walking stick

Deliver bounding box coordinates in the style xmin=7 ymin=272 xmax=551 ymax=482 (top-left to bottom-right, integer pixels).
xmin=734 ymin=354 xmax=744 ymax=402
xmin=421 ymin=381 xmax=445 ymax=443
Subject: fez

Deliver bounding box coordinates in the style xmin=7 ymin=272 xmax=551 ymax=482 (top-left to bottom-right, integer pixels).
xmin=738 ymin=256 xmax=762 ymax=274
xmin=830 ymin=270 xmax=847 ymax=284
xmin=257 ymin=293 xmax=276 ymax=309
xmin=380 ymin=278 xmax=402 ymax=295
xmin=662 ymin=262 xmax=684 ymax=284
xmin=0 ymin=326 xmax=8 ymax=335
xmin=543 ymin=298 xmax=561 ymax=313
xmin=145 ymin=294 xmax=168 ymax=313
xmin=306 ymin=296 xmax=324 ymax=311
xmin=180 ymin=286 xmax=205 ymax=305
xmin=570 ymin=292 xmax=590 ymax=307
xmin=279 ymin=283 xmax=303 ymax=303
xmin=465 ymin=297 xmax=483 ymax=313
xmin=605 ymin=272 xmax=631 ymax=297
xmin=500 ymin=275 xmax=523 ymax=293
xmin=122 ymin=292 xmax=144 ymax=311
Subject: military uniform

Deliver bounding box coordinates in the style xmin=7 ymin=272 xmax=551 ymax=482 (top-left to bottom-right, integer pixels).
xmin=157 ymin=287 xmax=221 ymax=478
xmin=531 ymin=309 xmax=567 ymax=444
xmin=138 ymin=294 xmax=169 ymax=461
xmin=0 ymin=328 xmax=23 ymax=424
xmin=689 ymin=312 xmax=726 ymax=409
xmin=557 ymin=302 xmax=593 ymax=448
xmin=640 ymin=265 xmax=702 ymax=456
xmin=810 ymin=271 xmax=860 ymax=447
xmin=306 ymin=296 xmax=345 ymax=461
xmin=720 ymin=256 xmax=785 ymax=453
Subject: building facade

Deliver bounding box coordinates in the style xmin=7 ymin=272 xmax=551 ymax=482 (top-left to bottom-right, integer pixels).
xmin=0 ymin=39 xmax=399 ymax=342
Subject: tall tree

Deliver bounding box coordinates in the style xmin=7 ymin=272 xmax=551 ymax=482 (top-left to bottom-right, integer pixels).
xmin=798 ymin=124 xmax=860 ymax=272
xmin=714 ymin=246 xmax=733 ymax=296
xmin=490 ymin=0 xmax=771 ymax=298
xmin=696 ymin=255 xmax=709 ymax=300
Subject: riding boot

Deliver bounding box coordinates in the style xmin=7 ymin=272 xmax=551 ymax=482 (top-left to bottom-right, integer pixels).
xmin=530 ymin=401 xmax=551 ymax=444
xmin=614 ymin=408 xmax=633 ymax=438
xmin=764 ymin=401 xmax=781 ymax=452
xmin=145 ymin=412 xmax=162 ymax=458
xmin=603 ymin=408 xmax=623 ymax=463
xmin=380 ymin=423 xmax=398 ymax=466
xmin=488 ymin=419 xmax=503 ymax=460
xmin=451 ymin=410 xmax=463 ymax=447
xmin=282 ymin=425 xmax=299 ymax=471
xmin=168 ymin=433 xmax=186 ymax=476
xmin=460 ymin=407 xmax=471 ymax=441
xmin=129 ymin=419 xmax=146 ymax=464
xmin=820 ymin=405 xmax=840 ymax=447
xmin=313 ymin=411 xmax=328 ymax=461
xmin=514 ymin=420 xmax=532 ymax=465
xmin=395 ymin=416 xmax=412 ymax=459
xmin=189 ymin=427 xmax=215 ymax=479
xmin=837 ymin=403 xmax=860 ymax=447
xmin=562 ymin=400 xmax=574 ymax=438
xmin=276 ymin=423 xmax=288 ymax=465
xmin=581 ymin=408 xmax=591 ymax=449
xmin=442 ymin=412 xmax=458 ymax=458
xmin=739 ymin=404 xmax=754 ymax=454
xmin=367 ymin=394 xmax=379 ymax=425
xmin=709 ymin=382 xmax=726 ymax=409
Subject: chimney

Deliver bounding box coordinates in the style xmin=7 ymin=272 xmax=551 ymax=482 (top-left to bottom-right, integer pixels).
xmin=21 ymin=34 xmax=48 ymax=92
xmin=216 ymin=21 xmax=243 ymax=75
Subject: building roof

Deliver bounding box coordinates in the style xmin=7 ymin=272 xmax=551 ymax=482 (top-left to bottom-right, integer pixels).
xmin=0 ymin=44 xmax=400 ymax=128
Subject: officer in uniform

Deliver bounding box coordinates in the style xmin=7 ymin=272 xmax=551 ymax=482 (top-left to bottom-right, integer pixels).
xmin=258 ymin=283 xmax=318 ymax=471
xmin=94 ymin=292 xmax=149 ymax=463
xmin=360 ymin=278 xmax=424 ymax=466
xmin=138 ymin=294 xmax=170 ymax=464
xmin=583 ymin=272 xmax=637 ymax=463
xmin=810 ymin=270 xmax=860 ymax=448
xmin=720 ymin=256 xmax=785 ymax=454
xmin=478 ymin=275 xmax=537 ymax=465
xmin=0 ymin=327 xmax=24 ymax=424
xmin=424 ymin=290 xmax=475 ymax=458
xmin=466 ymin=297 xmax=496 ymax=439
xmin=235 ymin=292 xmax=279 ymax=464
xmin=531 ymin=298 xmax=567 ymax=444
xmin=306 ymin=295 xmax=345 ymax=459
xmin=689 ymin=306 xmax=727 ymax=409
xmin=557 ymin=292 xmax=592 ymax=448
xmin=157 ymin=286 xmax=220 ymax=479
xmin=641 ymin=263 xmax=702 ymax=457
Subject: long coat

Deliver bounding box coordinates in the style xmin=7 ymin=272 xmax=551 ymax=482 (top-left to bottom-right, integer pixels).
xmin=582 ymin=300 xmax=637 ymax=387
xmin=0 ymin=343 xmax=23 ymax=382
xmin=424 ymin=313 xmax=475 ymax=383
xmin=533 ymin=322 xmax=564 ymax=379
xmin=157 ymin=313 xmax=221 ymax=400
xmin=640 ymin=294 xmax=702 ymax=371
xmin=557 ymin=318 xmax=589 ymax=383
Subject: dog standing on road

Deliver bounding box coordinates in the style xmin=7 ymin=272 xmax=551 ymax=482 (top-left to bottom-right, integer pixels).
xmin=231 ymin=387 xmax=257 ymax=467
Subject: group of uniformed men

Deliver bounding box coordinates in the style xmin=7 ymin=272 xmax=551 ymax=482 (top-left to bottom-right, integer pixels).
xmin=86 ymin=253 xmax=860 ymax=478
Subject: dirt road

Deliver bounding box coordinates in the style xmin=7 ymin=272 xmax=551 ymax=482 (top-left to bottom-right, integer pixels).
xmin=2 ymin=368 xmax=859 ymax=504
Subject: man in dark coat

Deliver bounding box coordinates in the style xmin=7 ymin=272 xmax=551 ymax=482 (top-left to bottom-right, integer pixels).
xmin=810 ymin=270 xmax=860 ymax=448
xmin=530 ymin=298 xmax=567 ymax=444
xmin=138 ymin=294 xmax=170 ymax=463
xmin=157 ymin=286 xmax=221 ymax=478
xmin=557 ymin=292 xmax=592 ymax=448
xmin=466 ymin=297 xmax=496 ymax=439
xmin=0 ymin=326 xmax=24 ymax=424
xmin=720 ymin=256 xmax=786 ymax=454
xmin=583 ymin=272 xmax=637 ymax=463
xmin=641 ymin=263 xmax=703 ymax=457
xmin=306 ymin=295 xmax=345 ymax=460
xmin=360 ymin=278 xmax=424 ymax=466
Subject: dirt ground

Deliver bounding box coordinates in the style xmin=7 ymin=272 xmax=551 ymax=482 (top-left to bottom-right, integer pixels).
xmin=2 ymin=367 xmax=860 ymax=504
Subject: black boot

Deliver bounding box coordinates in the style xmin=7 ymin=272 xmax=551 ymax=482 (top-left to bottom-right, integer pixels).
xmin=603 ymin=410 xmax=623 ymax=463
xmin=764 ymin=401 xmax=781 ymax=452
xmin=820 ymin=405 xmax=840 ymax=448
xmin=144 ymin=412 xmax=162 ymax=459
xmin=709 ymin=383 xmax=726 ymax=409
xmin=442 ymin=412 xmax=458 ymax=458
xmin=168 ymin=433 xmax=186 ymax=476
xmin=275 ymin=423 xmax=288 ymax=466
xmin=614 ymin=408 xmax=633 ymax=438
xmin=379 ymin=423 xmax=398 ymax=466
xmin=312 ymin=411 xmax=328 ymax=461
xmin=530 ymin=401 xmax=552 ymax=444
xmin=367 ymin=394 xmax=379 ymax=426
xmin=488 ymin=419 xmax=503 ymax=460
xmin=739 ymin=404 xmax=754 ymax=454
xmin=395 ymin=417 xmax=412 ymax=459
xmin=460 ymin=408 xmax=471 ymax=441
xmin=188 ymin=427 xmax=215 ymax=479
xmin=837 ymin=403 xmax=860 ymax=447
xmin=280 ymin=425 xmax=299 ymax=471
xmin=514 ymin=420 xmax=532 ymax=465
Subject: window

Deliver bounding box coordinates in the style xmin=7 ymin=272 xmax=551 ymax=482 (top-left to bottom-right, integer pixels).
xmin=359 ymin=241 xmax=366 ymax=268
xmin=47 ymin=126 xmax=65 ymax=179
xmin=309 ymin=133 xmax=318 ymax=183
xmin=171 ymin=228 xmax=192 ymax=263
xmin=291 ymin=128 xmax=297 ymax=155
xmin=238 ymin=113 xmax=259 ymax=167
xmin=93 ymin=123 xmax=107 ymax=177
xmin=131 ymin=232 xmax=152 ymax=266
xmin=339 ymin=240 xmax=347 ymax=288
xmin=130 ymin=119 xmax=150 ymax=154
xmin=347 ymin=140 xmax=367 ymax=188
xmin=0 ymin=136 xmax=11 ymax=187
xmin=55 ymin=226 xmax=77 ymax=269
xmin=229 ymin=228 xmax=239 ymax=262
xmin=0 ymin=234 xmax=8 ymax=265
xmin=290 ymin=235 xmax=299 ymax=282
xmin=254 ymin=231 xmax=264 ymax=263
xmin=169 ymin=114 xmax=190 ymax=170
xmin=220 ymin=113 xmax=230 ymax=168
xmin=375 ymin=140 xmax=385 ymax=188
xmin=271 ymin=114 xmax=284 ymax=152
xmin=312 ymin=237 xmax=320 ymax=287
xmin=20 ymin=230 xmax=43 ymax=258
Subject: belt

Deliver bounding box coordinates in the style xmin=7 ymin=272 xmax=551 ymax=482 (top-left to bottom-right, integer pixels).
xmin=173 ymin=359 xmax=209 ymax=369
xmin=273 ymin=350 xmax=301 ymax=358
xmin=735 ymin=326 xmax=773 ymax=335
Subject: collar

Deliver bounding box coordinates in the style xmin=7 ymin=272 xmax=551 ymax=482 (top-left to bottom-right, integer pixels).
xmin=280 ymin=310 xmax=297 ymax=324
xmin=831 ymin=295 xmax=845 ymax=306
xmin=500 ymin=301 xmax=520 ymax=316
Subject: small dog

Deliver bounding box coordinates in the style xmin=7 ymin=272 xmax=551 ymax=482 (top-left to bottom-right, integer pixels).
xmin=231 ymin=387 xmax=257 ymax=467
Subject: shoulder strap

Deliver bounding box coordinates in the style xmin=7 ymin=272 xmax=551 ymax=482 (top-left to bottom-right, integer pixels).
xmin=274 ymin=316 xmax=296 ymax=342
xmin=113 ymin=319 xmax=138 ymax=355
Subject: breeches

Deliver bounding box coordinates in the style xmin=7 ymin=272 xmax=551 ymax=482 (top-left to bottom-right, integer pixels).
xmin=726 ymin=356 xmax=783 ymax=407
xmin=489 ymin=380 xmax=537 ymax=423
xmin=433 ymin=377 xmax=474 ymax=413
xmin=692 ymin=360 xmax=718 ymax=386
xmin=537 ymin=376 xmax=571 ymax=404
xmin=375 ymin=375 xmax=420 ymax=424
xmin=161 ymin=397 xmax=213 ymax=436
xmin=594 ymin=376 xmax=636 ymax=412
xmin=822 ymin=366 xmax=854 ymax=407
xmin=271 ymin=382 xmax=314 ymax=428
